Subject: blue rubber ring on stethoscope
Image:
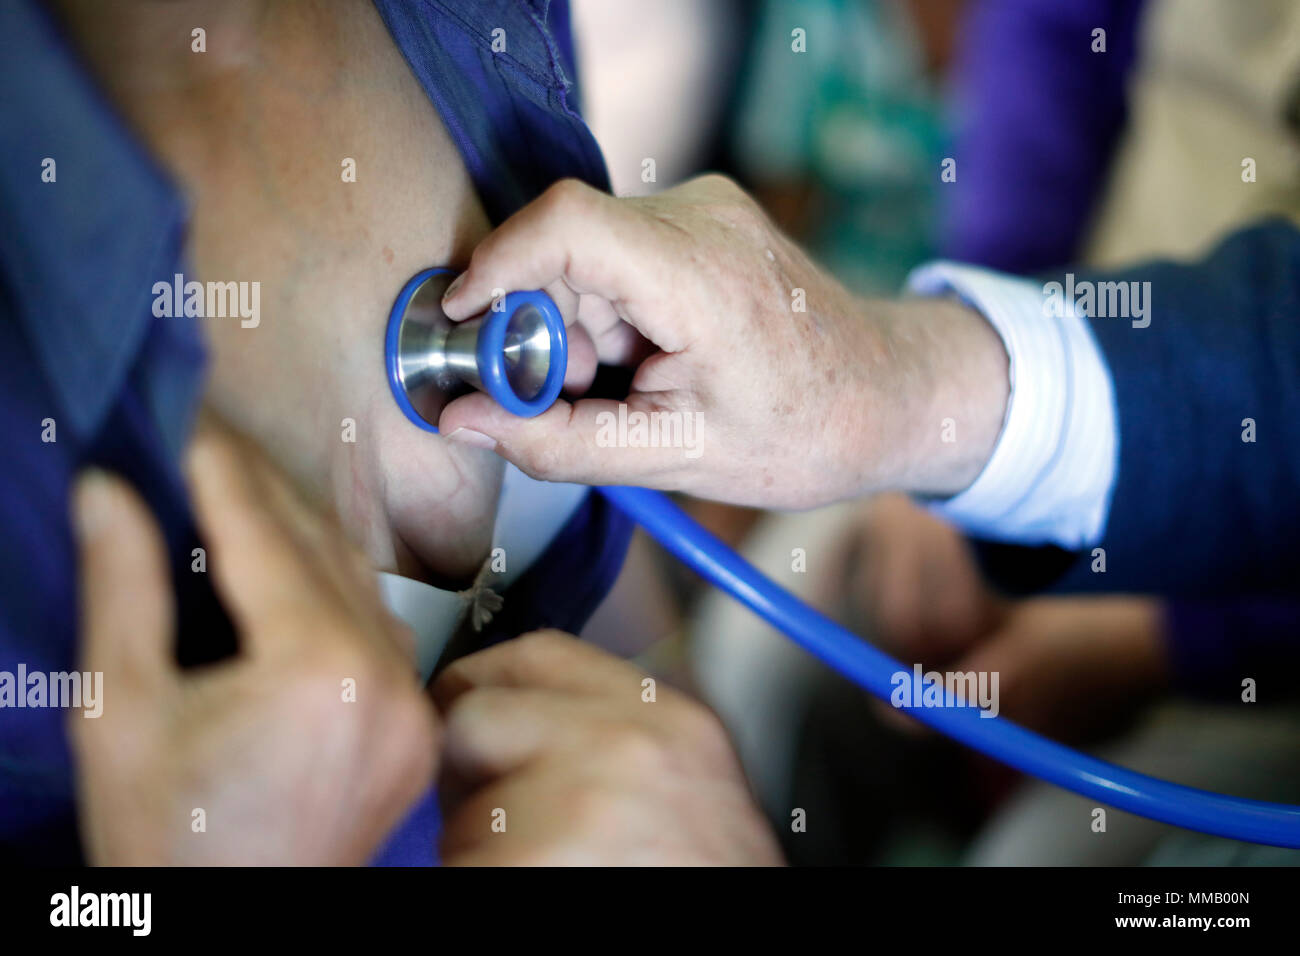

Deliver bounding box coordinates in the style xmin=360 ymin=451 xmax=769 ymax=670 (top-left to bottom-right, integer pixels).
xmin=385 ymin=267 xmax=450 ymax=433
xmin=384 ymin=269 xmax=567 ymax=433
xmin=476 ymin=289 xmax=567 ymax=419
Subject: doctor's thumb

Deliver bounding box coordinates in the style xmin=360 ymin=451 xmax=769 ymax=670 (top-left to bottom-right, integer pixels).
xmin=439 ymin=392 xmax=661 ymax=486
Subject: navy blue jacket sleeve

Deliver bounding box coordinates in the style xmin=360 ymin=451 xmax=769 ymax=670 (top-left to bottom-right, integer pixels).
xmin=977 ymin=219 xmax=1300 ymax=599
xmin=1164 ymin=598 xmax=1300 ymax=701
xmin=1069 ymin=219 xmax=1300 ymax=596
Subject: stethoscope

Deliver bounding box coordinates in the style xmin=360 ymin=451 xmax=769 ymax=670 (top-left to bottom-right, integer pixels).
xmin=385 ymin=267 xmax=1300 ymax=848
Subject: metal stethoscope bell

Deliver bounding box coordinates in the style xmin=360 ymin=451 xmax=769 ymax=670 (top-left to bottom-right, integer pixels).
xmin=384 ymin=267 xmax=568 ymax=432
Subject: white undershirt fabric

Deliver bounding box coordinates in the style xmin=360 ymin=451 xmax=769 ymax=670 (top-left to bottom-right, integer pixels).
xmin=906 ymin=261 xmax=1119 ymax=550
xmin=379 ymin=465 xmax=588 ymax=681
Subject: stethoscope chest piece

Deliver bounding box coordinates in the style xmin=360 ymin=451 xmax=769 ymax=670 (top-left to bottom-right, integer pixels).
xmin=385 ymin=267 xmax=567 ymax=433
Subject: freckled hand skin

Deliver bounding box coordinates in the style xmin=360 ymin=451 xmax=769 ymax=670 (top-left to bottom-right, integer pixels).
xmin=55 ymin=1 xmax=502 ymax=585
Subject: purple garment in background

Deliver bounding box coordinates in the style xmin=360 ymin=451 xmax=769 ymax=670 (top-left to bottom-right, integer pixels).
xmin=941 ymin=0 xmax=1146 ymax=273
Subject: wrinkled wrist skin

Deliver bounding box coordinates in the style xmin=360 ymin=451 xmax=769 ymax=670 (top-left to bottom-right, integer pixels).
xmin=835 ymin=297 xmax=1011 ymax=502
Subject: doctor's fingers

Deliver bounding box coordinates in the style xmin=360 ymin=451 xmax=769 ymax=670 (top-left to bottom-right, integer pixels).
xmin=561 ymin=320 xmax=598 ymax=394
xmin=536 ymin=278 xmax=594 ymax=394
xmin=441 ymin=179 xmax=695 ymax=354
xmin=575 ymin=292 xmax=657 ymax=367
xmin=515 ymin=280 xmax=645 ymax=387
xmin=438 ymin=390 xmax=705 ymax=488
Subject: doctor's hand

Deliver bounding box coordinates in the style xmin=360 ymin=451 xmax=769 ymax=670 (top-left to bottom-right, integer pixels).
xmin=70 ymin=420 xmax=438 ymax=865
xmin=431 ymin=631 xmax=783 ymax=865
xmin=440 ymin=175 xmax=1009 ymax=509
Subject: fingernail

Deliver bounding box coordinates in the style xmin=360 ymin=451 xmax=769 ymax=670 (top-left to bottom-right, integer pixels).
xmin=444 ymin=427 xmax=496 ymax=450
xmin=442 ymin=273 xmax=466 ymax=303
xmin=73 ymin=469 xmax=115 ymax=539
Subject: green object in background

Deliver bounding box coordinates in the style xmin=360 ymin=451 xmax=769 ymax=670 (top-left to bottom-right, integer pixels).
xmin=730 ymin=0 xmax=948 ymax=295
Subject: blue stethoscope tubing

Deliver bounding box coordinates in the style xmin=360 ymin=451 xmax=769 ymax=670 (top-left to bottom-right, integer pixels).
xmin=386 ymin=276 xmax=1300 ymax=849
xmin=600 ymin=484 xmax=1300 ymax=849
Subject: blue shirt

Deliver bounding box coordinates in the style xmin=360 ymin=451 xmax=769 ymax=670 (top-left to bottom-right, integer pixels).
xmin=0 ymin=0 xmax=631 ymax=865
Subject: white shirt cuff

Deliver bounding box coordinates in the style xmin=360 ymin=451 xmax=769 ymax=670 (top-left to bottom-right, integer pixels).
xmin=905 ymin=261 xmax=1118 ymax=550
